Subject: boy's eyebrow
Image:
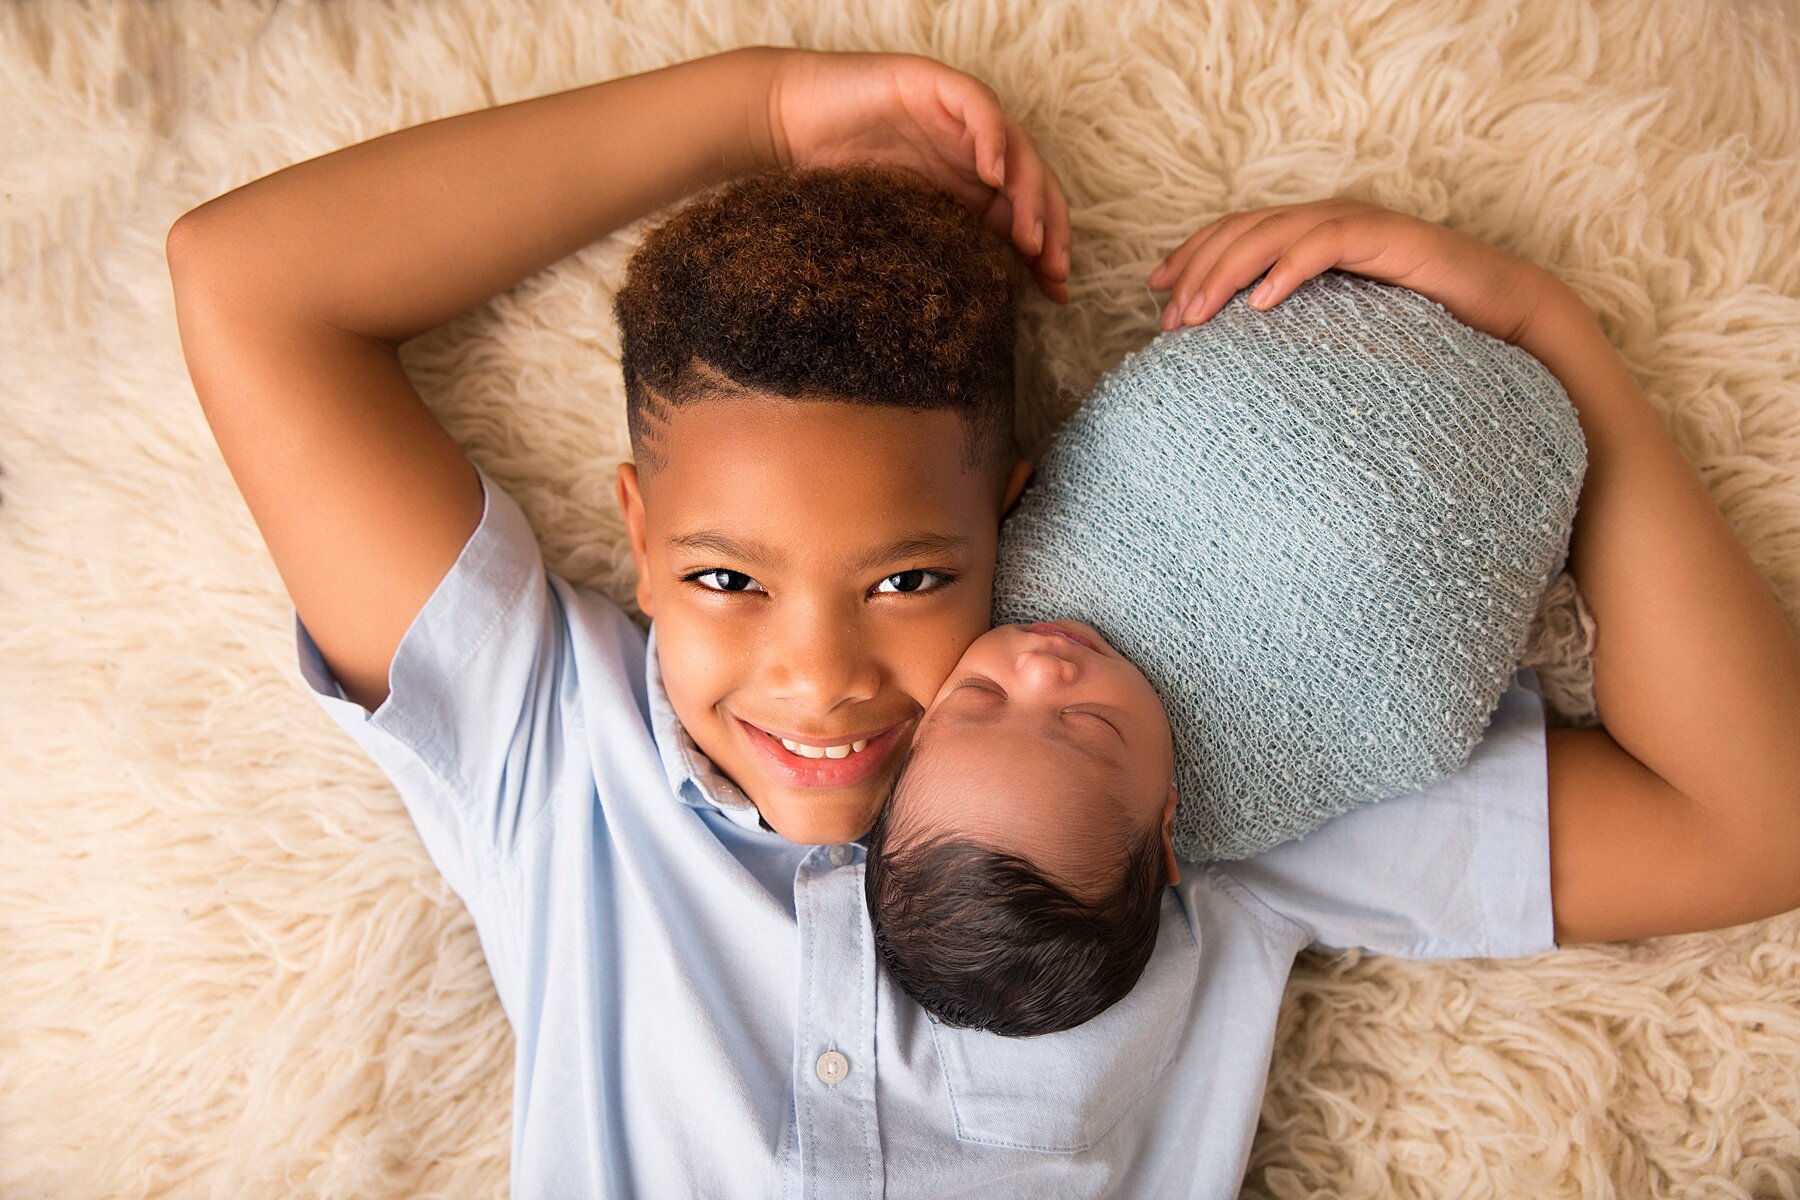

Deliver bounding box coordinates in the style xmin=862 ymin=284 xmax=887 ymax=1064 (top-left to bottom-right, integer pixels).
xmin=667 ymin=529 xmax=780 ymax=564
xmin=666 ymin=530 xmax=971 ymax=571
xmin=852 ymin=534 xmax=971 ymax=572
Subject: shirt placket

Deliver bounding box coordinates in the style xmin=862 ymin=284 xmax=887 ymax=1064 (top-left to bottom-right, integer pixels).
xmin=790 ymin=846 xmax=883 ymax=1200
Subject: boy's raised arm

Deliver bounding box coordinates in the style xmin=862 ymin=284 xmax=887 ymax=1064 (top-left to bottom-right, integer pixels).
xmin=167 ymin=45 xmax=1071 ymax=716
xmin=166 ymin=47 xmax=789 ymax=712
xmin=1149 ymin=199 xmax=1800 ymax=943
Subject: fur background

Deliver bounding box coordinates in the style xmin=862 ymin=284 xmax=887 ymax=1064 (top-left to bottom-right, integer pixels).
xmin=4 ymin=0 xmax=1797 ymax=1196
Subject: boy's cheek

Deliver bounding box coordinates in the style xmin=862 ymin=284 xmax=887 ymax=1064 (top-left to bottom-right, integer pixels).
xmin=650 ymin=607 xmax=737 ymax=722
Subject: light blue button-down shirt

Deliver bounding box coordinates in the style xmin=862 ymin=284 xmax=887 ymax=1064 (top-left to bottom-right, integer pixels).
xmin=296 ymin=465 xmax=1557 ymax=1199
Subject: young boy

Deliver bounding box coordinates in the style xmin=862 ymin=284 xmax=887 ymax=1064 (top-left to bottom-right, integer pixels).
xmin=167 ymin=44 xmax=1800 ymax=1200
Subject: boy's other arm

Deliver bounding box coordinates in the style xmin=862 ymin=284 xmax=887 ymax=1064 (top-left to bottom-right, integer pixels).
xmin=1150 ymin=200 xmax=1800 ymax=943
xmin=1512 ymin=283 xmax=1800 ymax=943
xmin=166 ymin=47 xmax=788 ymax=712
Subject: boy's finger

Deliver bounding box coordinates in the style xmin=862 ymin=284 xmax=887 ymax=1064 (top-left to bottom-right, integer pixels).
xmin=939 ymin=70 xmax=1007 ymax=190
xmin=1161 ymin=212 xmax=1279 ymax=326
xmin=1043 ymin=168 xmax=1073 ymax=279
xmin=1149 ymin=217 xmax=1229 ymax=285
xmin=979 ymin=191 xmax=1016 ymax=247
xmin=1150 ymin=203 xmax=1294 ymax=290
xmin=1180 ymin=206 xmax=1353 ymax=322
xmin=1185 ymin=221 xmax=1304 ymax=324
xmin=1160 ymin=210 xmax=1266 ymax=303
xmin=1249 ymin=220 xmax=1356 ymax=309
xmin=1192 ymin=208 xmax=1347 ymax=317
xmin=1001 ymin=120 xmax=1049 ymax=257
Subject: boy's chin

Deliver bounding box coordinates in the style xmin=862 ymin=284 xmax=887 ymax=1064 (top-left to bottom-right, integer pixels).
xmin=749 ymin=786 xmax=884 ymax=846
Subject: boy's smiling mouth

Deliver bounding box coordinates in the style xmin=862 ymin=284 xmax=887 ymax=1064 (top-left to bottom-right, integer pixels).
xmin=737 ymin=717 xmax=909 ymax=790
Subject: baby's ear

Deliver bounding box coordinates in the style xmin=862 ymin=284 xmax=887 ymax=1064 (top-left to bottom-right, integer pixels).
xmin=1160 ymin=784 xmax=1180 ymax=886
xmin=1001 ymin=458 xmax=1035 ymax=514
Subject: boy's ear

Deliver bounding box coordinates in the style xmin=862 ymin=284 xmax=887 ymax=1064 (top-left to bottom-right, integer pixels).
xmin=615 ymin=462 xmax=654 ymax=617
xmin=1161 ymin=783 xmax=1180 ymax=886
xmin=1001 ymin=458 xmax=1035 ymax=515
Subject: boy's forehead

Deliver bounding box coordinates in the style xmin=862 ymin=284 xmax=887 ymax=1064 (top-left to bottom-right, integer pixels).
xmin=639 ymin=396 xmax=1001 ymax=542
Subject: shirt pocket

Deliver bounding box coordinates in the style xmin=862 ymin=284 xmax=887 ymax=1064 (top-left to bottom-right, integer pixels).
xmin=927 ymin=890 xmax=1200 ymax=1153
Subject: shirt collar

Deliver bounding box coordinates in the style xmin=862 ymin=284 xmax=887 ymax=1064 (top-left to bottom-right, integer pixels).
xmin=644 ymin=623 xmax=767 ymax=830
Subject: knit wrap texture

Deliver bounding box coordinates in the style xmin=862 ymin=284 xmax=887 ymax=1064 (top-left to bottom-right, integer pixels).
xmin=992 ymin=272 xmax=1588 ymax=862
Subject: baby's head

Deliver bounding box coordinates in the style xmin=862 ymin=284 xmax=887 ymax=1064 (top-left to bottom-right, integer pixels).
xmin=865 ymin=619 xmax=1180 ymax=1036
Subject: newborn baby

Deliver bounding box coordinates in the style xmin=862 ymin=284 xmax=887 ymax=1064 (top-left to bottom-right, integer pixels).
xmin=865 ymin=271 xmax=1587 ymax=1036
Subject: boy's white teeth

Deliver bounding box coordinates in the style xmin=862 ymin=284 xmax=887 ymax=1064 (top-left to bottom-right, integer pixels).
xmin=778 ymin=737 xmax=872 ymax=758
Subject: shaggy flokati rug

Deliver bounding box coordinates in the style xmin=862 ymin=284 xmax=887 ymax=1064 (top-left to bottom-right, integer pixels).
xmin=4 ymin=1 xmax=1797 ymax=1196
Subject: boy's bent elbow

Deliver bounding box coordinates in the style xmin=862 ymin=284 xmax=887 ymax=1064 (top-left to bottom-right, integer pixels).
xmin=165 ymin=202 xmax=236 ymax=293
xmin=165 ymin=205 xmax=208 ymax=276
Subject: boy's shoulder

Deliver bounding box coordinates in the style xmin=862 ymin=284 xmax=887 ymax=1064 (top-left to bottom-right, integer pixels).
xmin=294 ymin=464 xmax=682 ymax=884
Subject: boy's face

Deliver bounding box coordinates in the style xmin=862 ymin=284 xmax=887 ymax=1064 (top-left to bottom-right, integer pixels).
xmin=900 ymin=621 xmax=1181 ymax=889
xmin=618 ymin=395 xmax=1031 ymax=845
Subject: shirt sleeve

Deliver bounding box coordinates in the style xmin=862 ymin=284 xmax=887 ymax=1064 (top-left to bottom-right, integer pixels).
xmin=1207 ymin=667 xmax=1558 ymax=959
xmin=294 ymin=463 xmax=581 ymax=905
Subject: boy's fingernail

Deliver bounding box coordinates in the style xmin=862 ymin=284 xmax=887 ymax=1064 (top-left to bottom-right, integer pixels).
xmin=1249 ymin=280 xmax=1273 ymax=308
xmin=1032 ymin=219 xmax=1045 ymax=255
xmin=1160 ymin=301 xmax=1176 ymax=330
xmin=1058 ymin=245 xmax=1069 ymax=276
xmin=1182 ymin=293 xmax=1206 ymax=323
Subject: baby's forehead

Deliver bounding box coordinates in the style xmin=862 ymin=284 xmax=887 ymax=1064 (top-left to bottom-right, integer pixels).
xmin=901 ymin=717 xmax=1128 ymax=833
xmin=896 ymin=727 xmax=1137 ymax=894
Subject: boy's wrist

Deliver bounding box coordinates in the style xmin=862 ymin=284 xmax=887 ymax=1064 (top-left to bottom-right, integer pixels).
xmin=720 ymin=45 xmax=792 ymax=173
xmin=671 ymin=45 xmax=791 ymax=178
xmin=753 ymin=47 xmax=798 ymax=171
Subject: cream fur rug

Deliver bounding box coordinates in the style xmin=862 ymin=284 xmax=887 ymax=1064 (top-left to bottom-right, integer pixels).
xmin=4 ymin=1 xmax=1798 ymax=1196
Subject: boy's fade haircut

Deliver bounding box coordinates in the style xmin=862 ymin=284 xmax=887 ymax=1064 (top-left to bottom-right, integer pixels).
xmin=612 ymin=163 xmax=1021 ymax=476
xmin=864 ymin=747 xmax=1168 ymax=1037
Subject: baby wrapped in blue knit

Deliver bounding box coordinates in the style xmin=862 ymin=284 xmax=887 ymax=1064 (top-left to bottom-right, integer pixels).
xmin=865 ymin=271 xmax=1587 ymax=1035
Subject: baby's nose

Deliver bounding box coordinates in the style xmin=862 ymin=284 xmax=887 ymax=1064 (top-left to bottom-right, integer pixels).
xmin=1011 ymin=647 xmax=1081 ymax=691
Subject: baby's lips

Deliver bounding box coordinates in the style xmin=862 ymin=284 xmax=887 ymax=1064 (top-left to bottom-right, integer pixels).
xmin=1023 ymin=621 xmax=1106 ymax=655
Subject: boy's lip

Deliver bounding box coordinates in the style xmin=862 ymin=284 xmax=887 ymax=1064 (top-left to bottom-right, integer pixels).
xmin=736 ymin=717 xmax=908 ymax=790
xmin=1024 ymin=621 xmax=1105 ymax=655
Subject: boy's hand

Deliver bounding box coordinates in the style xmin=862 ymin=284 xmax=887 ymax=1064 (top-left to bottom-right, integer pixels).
xmin=765 ymin=48 xmax=1071 ymax=303
xmin=1146 ymin=198 xmax=1549 ymax=344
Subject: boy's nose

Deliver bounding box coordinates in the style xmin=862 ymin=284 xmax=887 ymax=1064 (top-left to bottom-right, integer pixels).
xmin=762 ymin=614 xmax=881 ymax=715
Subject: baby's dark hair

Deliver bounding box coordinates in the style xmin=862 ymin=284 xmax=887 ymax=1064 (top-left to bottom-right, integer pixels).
xmin=864 ymin=750 xmax=1168 ymax=1037
xmin=611 ymin=162 xmax=1019 ymax=476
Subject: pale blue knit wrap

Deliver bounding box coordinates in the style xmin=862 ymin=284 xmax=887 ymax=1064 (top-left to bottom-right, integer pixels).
xmin=992 ymin=271 xmax=1587 ymax=862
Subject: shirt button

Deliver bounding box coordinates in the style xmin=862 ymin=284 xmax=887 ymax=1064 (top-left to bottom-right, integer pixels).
xmin=815 ymin=1050 xmax=850 ymax=1086
xmin=829 ymin=844 xmax=853 ymax=867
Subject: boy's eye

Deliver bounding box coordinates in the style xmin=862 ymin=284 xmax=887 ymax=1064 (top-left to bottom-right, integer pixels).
xmin=873 ymin=569 xmax=953 ymax=595
xmin=687 ymin=568 xmax=766 ymax=594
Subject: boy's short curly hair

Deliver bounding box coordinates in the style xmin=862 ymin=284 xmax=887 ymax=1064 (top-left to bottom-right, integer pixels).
xmin=611 ymin=162 xmax=1020 ymax=475
xmin=864 ymin=755 xmax=1168 ymax=1037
